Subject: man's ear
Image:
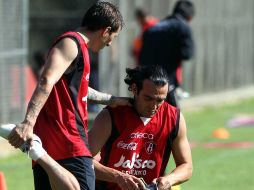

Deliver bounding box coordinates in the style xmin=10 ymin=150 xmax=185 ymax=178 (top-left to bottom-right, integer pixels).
xmin=131 ymin=83 xmax=138 ymax=95
xmin=102 ymin=26 xmax=112 ymax=37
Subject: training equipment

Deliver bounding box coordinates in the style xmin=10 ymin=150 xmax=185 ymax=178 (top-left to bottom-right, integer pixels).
xmin=212 ymin=128 xmax=230 ymax=139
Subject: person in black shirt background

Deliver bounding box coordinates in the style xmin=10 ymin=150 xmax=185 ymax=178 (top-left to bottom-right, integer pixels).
xmin=140 ymin=0 xmax=195 ymax=107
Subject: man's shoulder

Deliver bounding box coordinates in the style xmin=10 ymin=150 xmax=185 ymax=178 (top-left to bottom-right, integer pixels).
xmin=51 ymin=31 xmax=79 ymax=48
xmin=54 ymin=31 xmax=88 ymax=45
xmin=160 ymin=102 xmax=179 ymax=115
xmin=58 ymin=31 xmax=79 ymax=38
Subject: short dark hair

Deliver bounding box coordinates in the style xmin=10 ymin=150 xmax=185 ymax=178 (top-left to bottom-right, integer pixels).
xmin=135 ymin=8 xmax=148 ymax=20
xmin=124 ymin=65 xmax=169 ymax=93
xmin=173 ymin=0 xmax=195 ymax=20
xmin=81 ymin=1 xmax=124 ymax=32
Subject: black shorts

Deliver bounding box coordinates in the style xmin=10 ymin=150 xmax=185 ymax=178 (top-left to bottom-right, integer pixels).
xmin=33 ymin=156 xmax=95 ymax=190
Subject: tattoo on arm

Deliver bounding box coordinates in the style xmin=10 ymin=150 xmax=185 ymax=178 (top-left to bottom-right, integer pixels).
xmin=25 ymin=79 xmax=51 ymax=124
xmin=88 ymin=87 xmax=114 ymax=105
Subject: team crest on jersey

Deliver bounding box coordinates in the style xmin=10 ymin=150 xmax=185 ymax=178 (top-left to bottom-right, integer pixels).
xmin=145 ymin=142 xmax=156 ymax=154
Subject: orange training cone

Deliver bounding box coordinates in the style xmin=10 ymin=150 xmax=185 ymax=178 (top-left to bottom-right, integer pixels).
xmin=212 ymin=128 xmax=230 ymax=139
xmin=0 ymin=172 xmax=7 ymax=190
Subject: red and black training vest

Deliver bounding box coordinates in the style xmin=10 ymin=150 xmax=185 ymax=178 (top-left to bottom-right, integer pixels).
xmin=34 ymin=32 xmax=91 ymax=161
xmin=97 ymin=102 xmax=180 ymax=190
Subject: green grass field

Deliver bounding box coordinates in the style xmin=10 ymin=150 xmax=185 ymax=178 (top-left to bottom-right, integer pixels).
xmin=0 ymin=153 xmax=33 ymax=189
xmin=0 ymin=98 xmax=254 ymax=190
xmin=180 ymin=98 xmax=254 ymax=190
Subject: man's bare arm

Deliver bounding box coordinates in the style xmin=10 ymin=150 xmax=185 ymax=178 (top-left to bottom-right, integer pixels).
xmin=8 ymin=38 xmax=78 ymax=148
xmin=88 ymin=109 xmax=118 ymax=180
xmin=168 ymin=112 xmax=193 ymax=184
xmin=88 ymin=87 xmax=131 ymax=107
xmin=88 ymin=87 xmax=113 ymax=105
xmin=154 ymin=112 xmax=193 ymax=189
xmin=88 ymin=109 xmax=112 ymax=155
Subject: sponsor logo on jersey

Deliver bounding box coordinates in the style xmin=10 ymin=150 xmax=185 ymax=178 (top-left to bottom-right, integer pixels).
xmin=145 ymin=142 xmax=156 ymax=154
xmin=114 ymin=153 xmax=156 ymax=169
xmin=130 ymin=132 xmax=154 ymax=140
xmin=117 ymin=141 xmax=138 ymax=151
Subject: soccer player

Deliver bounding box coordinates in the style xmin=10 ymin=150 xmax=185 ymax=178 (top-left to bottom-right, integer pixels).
xmin=7 ymin=2 xmax=128 ymax=190
xmin=89 ymin=65 xmax=193 ymax=190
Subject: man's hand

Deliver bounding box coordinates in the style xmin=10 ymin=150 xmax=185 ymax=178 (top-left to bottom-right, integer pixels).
xmin=115 ymin=172 xmax=146 ymax=190
xmin=109 ymin=96 xmax=132 ymax=108
xmin=153 ymin=177 xmax=171 ymax=190
xmin=8 ymin=122 xmax=33 ymax=148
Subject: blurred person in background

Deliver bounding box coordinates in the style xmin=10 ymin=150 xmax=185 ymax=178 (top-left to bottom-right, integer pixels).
xmin=89 ymin=65 xmax=193 ymax=190
xmin=8 ymin=2 xmax=128 ymax=190
xmin=140 ymin=0 xmax=195 ymax=107
xmin=131 ymin=8 xmax=158 ymax=66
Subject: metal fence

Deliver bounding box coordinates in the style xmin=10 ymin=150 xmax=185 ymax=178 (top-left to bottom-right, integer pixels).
xmin=0 ymin=0 xmax=29 ymax=123
xmin=99 ymin=0 xmax=254 ymax=96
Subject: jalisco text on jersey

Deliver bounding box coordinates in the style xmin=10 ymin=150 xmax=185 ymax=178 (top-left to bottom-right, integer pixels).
xmin=114 ymin=153 xmax=156 ymax=169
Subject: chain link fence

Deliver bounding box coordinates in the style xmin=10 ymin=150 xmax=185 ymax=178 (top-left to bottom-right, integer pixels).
xmin=0 ymin=0 xmax=29 ymax=123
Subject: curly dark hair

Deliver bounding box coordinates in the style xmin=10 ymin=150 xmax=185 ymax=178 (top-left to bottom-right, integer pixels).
xmin=124 ymin=65 xmax=169 ymax=94
xmin=81 ymin=1 xmax=124 ymax=33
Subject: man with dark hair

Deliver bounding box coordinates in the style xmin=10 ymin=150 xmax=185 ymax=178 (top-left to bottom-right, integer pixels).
xmin=8 ymin=2 xmax=127 ymax=190
xmin=89 ymin=65 xmax=193 ymax=190
xmin=140 ymin=0 xmax=195 ymax=107
xmin=81 ymin=1 xmax=123 ymax=32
